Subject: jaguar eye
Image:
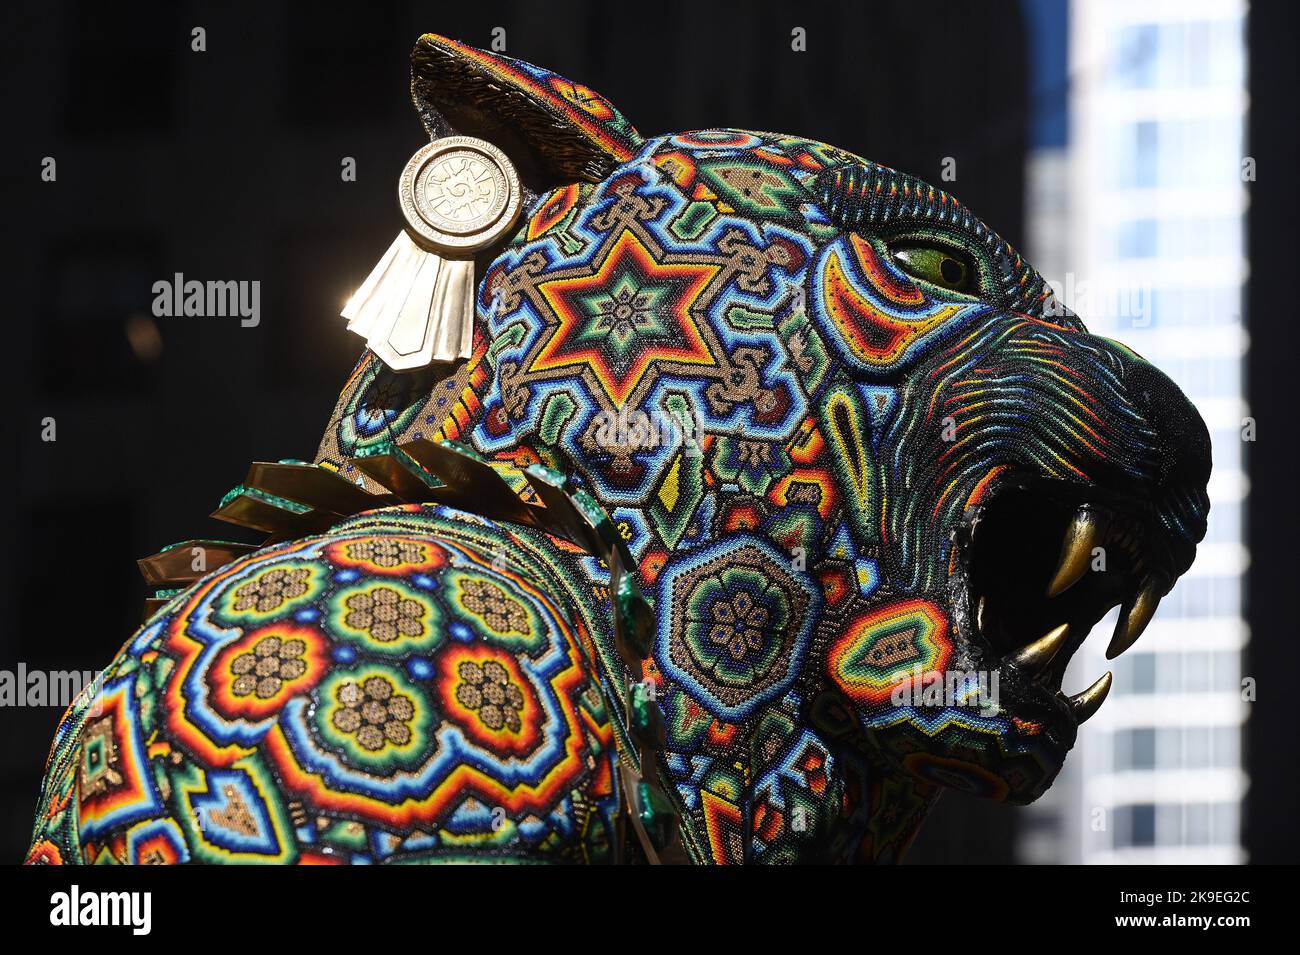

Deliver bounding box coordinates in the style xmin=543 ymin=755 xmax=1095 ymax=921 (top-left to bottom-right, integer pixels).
xmin=890 ymin=243 xmax=978 ymax=294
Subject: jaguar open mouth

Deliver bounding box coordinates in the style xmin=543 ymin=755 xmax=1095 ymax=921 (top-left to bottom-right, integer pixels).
xmin=952 ymin=474 xmax=1177 ymax=724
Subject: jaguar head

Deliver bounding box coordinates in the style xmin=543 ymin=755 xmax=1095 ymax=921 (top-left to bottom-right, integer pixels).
xmin=319 ymin=35 xmax=1211 ymax=855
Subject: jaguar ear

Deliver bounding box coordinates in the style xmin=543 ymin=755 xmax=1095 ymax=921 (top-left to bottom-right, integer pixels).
xmin=341 ymin=36 xmax=643 ymax=373
xmin=410 ymin=33 xmax=644 ymax=192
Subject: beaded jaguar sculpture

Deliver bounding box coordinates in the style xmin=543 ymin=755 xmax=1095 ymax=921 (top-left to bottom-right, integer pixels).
xmin=26 ymin=34 xmax=1210 ymax=864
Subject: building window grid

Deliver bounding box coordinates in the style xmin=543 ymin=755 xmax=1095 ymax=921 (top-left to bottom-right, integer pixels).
xmin=1113 ymin=649 xmax=1240 ymax=695
xmin=1070 ymin=1 xmax=1248 ymax=862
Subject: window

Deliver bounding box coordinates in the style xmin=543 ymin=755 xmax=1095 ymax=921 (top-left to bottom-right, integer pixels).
xmin=1114 ymin=727 xmax=1157 ymax=770
xmin=1114 ymin=803 xmax=1157 ymax=847
xmin=1117 ymin=652 xmax=1158 ymax=694
xmin=1116 ymin=24 xmax=1159 ymax=89
xmin=1118 ymin=218 xmax=1157 ymax=258
xmin=1148 ymin=286 xmax=1242 ymax=328
xmin=1120 ymin=121 xmax=1160 ymax=188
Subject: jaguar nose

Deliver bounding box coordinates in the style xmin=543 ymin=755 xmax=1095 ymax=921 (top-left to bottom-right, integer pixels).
xmin=1124 ymin=358 xmax=1212 ymax=494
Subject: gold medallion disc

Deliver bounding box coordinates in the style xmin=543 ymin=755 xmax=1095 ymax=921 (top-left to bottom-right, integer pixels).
xmin=398 ymin=136 xmax=522 ymax=256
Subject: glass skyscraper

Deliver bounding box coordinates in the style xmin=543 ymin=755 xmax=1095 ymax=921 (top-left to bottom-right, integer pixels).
xmin=1021 ymin=0 xmax=1249 ymax=864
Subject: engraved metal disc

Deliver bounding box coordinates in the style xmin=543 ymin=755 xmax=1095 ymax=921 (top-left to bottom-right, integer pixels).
xmin=398 ymin=136 xmax=522 ymax=257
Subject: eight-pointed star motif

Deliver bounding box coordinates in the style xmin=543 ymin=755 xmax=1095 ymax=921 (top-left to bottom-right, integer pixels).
xmin=531 ymin=228 xmax=721 ymax=405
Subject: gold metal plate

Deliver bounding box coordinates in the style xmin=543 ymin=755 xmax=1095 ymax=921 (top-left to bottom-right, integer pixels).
xmin=138 ymin=540 xmax=257 ymax=587
xmin=244 ymin=461 xmax=396 ymax=515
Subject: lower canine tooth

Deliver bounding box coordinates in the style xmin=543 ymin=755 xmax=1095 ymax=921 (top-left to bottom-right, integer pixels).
xmin=1046 ymin=508 xmax=1099 ymax=597
xmin=1007 ymin=622 xmax=1069 ymax=672
xmin=1070 ymin=671 xmax=1113 ymax=723
xmin=1106 ymin=581 xmax=1161 ymax=659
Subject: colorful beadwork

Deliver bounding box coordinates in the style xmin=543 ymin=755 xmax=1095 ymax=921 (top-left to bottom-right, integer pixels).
xmin=27 ymin=32 xmax=1211 ymax=865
